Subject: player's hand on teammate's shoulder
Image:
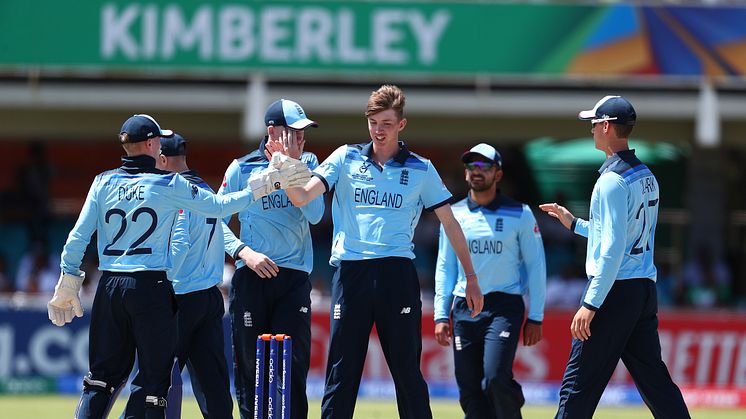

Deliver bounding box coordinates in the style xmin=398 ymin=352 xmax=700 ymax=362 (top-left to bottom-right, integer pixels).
xmin=238 ymin=246 xmax=279 ymax=279
xmin=539 ymin=202 xmax=575 ymax=230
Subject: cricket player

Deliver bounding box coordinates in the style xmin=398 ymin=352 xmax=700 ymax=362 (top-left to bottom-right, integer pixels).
xmin=540 ymin=96 xmax=691 ymax=418
xmin=47 ymin=114 xmax=256 ymax=419
xmin=274 ymin=85 xmax=484 ymax=419
xmin=219 ymin=99 xmax=323 ymax=419
xmin=435 ymin=143 xmax=546 ymax=418
xmin=121 ymin=133 xmax=233 ymax=418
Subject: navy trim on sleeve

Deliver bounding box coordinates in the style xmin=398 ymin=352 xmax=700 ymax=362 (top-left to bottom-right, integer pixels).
xmin=526 ymin=319 xmax=542 ymax=325
xmin=312 ymin=172 xmax=330 ymax=193
xmin=233 ymin=244 xmax=247 ymax=260
xmin=582 ymin=302 xmax=598 ymax=311
xmin=570 ymin=217 xmax=578 ymax=232
xmin=425 ymin=196 xmax=453 ymax=212
xmin=435 ymin=318 xmax=450 ymax=325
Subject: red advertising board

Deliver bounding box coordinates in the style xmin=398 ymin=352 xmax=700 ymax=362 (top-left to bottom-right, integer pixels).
xmin=307 ymin=306 xmax=746 ymax=389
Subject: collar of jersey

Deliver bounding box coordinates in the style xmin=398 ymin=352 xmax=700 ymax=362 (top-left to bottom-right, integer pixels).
xmin=466 ymin=190 xmax=503 ymax=211
xmin=360 ymin=140 xmax=411 ymax=168
xmin=120 ymin=155 xmax=167 ymax=174
xmin=598 ymin=149 xmax=637 ymax=174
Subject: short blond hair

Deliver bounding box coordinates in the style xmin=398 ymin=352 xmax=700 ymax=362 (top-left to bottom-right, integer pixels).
xmin=365 ymin=84 xmax=405 ymax=120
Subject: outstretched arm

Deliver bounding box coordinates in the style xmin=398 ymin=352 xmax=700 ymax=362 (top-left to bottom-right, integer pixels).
xmin=434 ymin=204 xmax=483 ymax=317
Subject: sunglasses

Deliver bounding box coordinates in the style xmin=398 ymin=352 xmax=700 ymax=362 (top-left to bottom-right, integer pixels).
xmin=465 ymin=161 xmax=495 ymax=171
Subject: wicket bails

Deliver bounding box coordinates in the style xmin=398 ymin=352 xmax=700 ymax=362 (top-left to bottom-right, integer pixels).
xmin=254 ymin=334 xmax=292 ymax=419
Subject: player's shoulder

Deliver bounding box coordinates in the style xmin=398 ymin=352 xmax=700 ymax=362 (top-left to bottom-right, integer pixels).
xmin=180 ymin=171 xmax=214 ymax=192
xmin=301 ymin=150 xmax=319 ymax=163
xmin=400 ymin=149 xmax=430 ymax=172
xmin=494 ymin=194 xmax=528 ymax=218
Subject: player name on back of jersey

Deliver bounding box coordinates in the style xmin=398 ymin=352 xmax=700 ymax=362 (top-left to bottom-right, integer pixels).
xmin=353 ymin=188 xmax=403 ymax=208
xmin=468 ymin=239 xmax=503 ymax=254
xmin=118 ymin=184 xmax=146 ymax=201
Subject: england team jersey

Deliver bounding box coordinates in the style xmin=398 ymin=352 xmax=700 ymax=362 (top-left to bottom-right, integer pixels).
xmin=219 ymin=139 xmax=324 ymax=274
xmin=434 ymin=194 xmax=546 ymax=322
xmin=169 ymin=171 xmax=224 ymax=295
xmin=313 ymin=141 xmax=451 ymax=266
xmin=573 ymin=149 xmax=659 ymax=308
xmin=60 ymin=155 xmax=252 ymax=276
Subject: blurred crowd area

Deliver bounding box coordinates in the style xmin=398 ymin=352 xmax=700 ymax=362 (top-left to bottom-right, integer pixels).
xmin=0 ymin=140 xmax=743 ymax=311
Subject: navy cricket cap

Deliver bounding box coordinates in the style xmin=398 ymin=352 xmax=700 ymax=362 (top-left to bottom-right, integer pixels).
xmin=578 ymin=95 xmax=636 ymax=126
xmin=119 ymin=114 xmax=174 ymax=144
xmin=160 ymin=133 xmax=187 ymax=157
xmin=264 ymin=99 xmax=318 ymax=130
xmin=461 ymin=143 xmax=502 ymax=167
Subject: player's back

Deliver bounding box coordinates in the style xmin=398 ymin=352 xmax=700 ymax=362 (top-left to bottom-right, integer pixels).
xmin=93 ymin=167 xmax=182 ymax=272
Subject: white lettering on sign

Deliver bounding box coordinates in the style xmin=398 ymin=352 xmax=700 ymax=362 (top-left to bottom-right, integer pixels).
xmin=100 ymin=4 xmax=451 ymax=66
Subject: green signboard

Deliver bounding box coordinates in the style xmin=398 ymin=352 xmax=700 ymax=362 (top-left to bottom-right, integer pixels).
xmin=2 ymin=1 xmax=745 ymax=78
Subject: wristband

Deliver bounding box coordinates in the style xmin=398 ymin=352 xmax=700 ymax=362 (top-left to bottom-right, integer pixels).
xmin=464 ymin=272 xmax=477 ymax=278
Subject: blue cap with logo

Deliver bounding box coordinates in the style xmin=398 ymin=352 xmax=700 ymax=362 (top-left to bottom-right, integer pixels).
xmin=461 ymin=143 xmax=502 ymax=167
xmin=264 ymin=99 xmax=318 ymax=130
xmin=578 ymin=95 xmax=636 ymax=126
xmin=119 ymin=114 xmax=174 ymax=144
xmin=160 ymin=133 xmax=187 ymax=157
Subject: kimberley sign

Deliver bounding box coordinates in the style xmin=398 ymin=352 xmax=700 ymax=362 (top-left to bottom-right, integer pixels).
xmin=100 ymin=3 xmax=451 ymax=68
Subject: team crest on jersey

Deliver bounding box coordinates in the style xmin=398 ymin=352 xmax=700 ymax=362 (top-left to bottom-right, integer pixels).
xmin=359 ymin=162 xmax=370 ymax=173
xmin=495 ymin=218 xmax=503 ymax=232
xmin=191 ymin=185 xmax=198 ymax=199
xmin=399 ymin=169 xmax=409 ymax=185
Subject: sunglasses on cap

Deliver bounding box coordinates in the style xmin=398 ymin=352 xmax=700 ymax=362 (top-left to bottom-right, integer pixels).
xmin=465 ymin=161 xmax=495 ymax=171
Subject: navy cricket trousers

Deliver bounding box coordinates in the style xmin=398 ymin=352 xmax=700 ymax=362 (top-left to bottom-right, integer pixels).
xmin=230 ymin=266 xmax=312 ymax=419
xmin=123 ymin=285 xmax=233 ymax=419
xmin=321 ymin=257 xmax=432 ymax=419
xmin=555 ymin=279 xmax=690 ymax=419
xmin=452 ymin=291 xmax=525 ymax=419
xmin=77 ymin=271 xmax=176 ymax=419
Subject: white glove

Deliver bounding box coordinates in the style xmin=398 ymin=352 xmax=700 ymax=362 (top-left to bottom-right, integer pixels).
xmin=248 ymin=153 xmax=312 ymax=199
xmin=47 ymin=273 xmax=85 ymax=327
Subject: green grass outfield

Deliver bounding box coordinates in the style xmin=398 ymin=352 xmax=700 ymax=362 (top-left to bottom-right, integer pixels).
xmin=2 ymin=396 xmax=744 ymax=418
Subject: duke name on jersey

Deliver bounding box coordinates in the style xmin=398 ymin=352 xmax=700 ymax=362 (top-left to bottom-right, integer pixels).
xmin=219 ymin=140 xmax=324 ymax=273
xmin=169 ymin=171 xmax=224 ymax=295
xmin=313 ymin=141 xmax=452 ymax=266
xmin=572 ymin=150 xmax=659 ymax=309
xmin=61 ymin=156 xmax=252 ymax=276
xmin=435 ymin=194 xmax=546 ymax=322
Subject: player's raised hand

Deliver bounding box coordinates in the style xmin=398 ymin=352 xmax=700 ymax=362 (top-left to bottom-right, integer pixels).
xmin=47 ymin=273 xmax=85 ymax=326
xmin=237 ymin=246 xmax=279 ymax=279
xmin=435 ymin=322 xmax=452 ymax=347
xmin=539 ymin=202 xmax=575 ymax=230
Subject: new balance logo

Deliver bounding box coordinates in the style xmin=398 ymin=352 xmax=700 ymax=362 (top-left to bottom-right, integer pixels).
xmin=333 ymin=304 xmax=342 ymax=320
xmin=299 ymin=306 xmax=309 ymax=313
xmin=243 ymin=311 xmax=253 ymax=327
xmin=400 ymin=307 xmax=411 ymax=314
xmin=454 ymin=336 xmax=462 ymax=351
xmin=499 ymin=331 xmax=510 ymax=338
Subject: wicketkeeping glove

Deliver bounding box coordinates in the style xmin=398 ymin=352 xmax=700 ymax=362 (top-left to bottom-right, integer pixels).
xmin=47 ymin=273 xmax=85 ymax=327
xmin=248 ymin=153 xmax=312 ymax=200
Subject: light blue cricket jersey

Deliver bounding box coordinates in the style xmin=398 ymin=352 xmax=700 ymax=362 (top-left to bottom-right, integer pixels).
xmin=61 ymin=155 xmax=252 ymax=276
xmin=313 ymin=141 xmax=452 ymax=266
xmin=219 ymin=139 xmax=324 ymax=274
xmin=434 ymin=194 xmax=546 ymax=322
xmin=572 ymin=149 xmax=659 ymax=309
xmin=169 ymin=171 xmax=224 ymax=295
